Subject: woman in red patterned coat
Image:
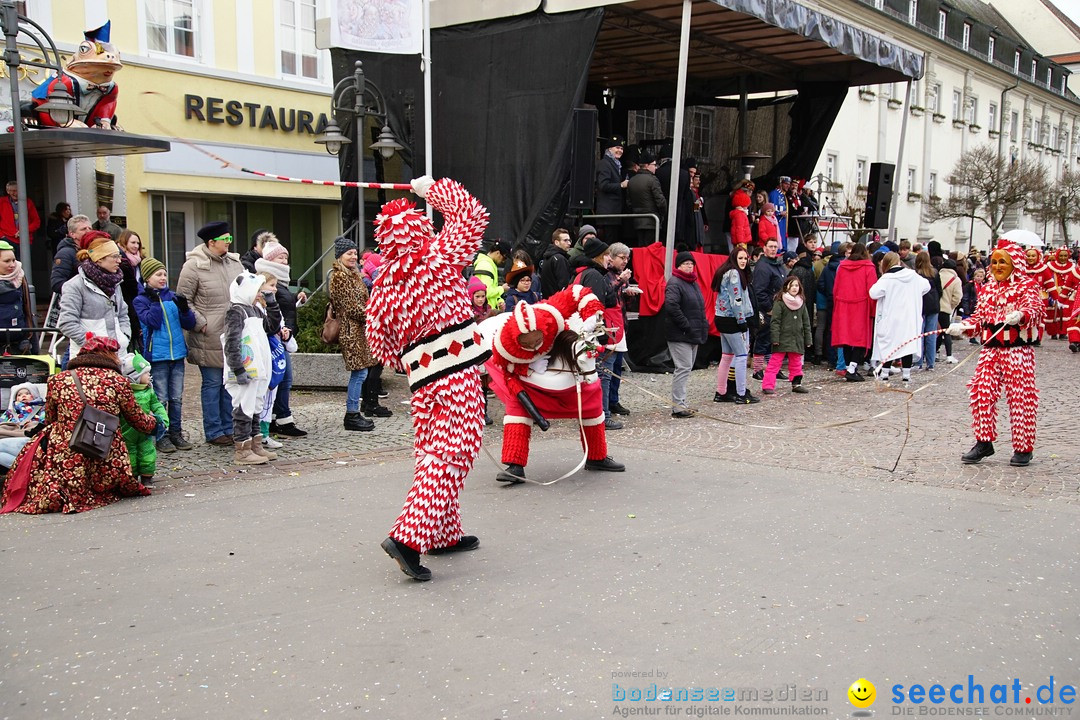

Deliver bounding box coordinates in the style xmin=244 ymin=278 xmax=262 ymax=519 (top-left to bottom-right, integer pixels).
xmin=2 ymin=334 xmax=159 ymax=514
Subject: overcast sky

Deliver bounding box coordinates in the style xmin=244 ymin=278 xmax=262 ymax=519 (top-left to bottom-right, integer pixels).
xmin=1052 ymin=0 xmax=1080 ymax=25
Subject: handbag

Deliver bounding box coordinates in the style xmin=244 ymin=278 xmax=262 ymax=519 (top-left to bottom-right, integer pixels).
xmin=321 ymin=300 xmax=340 ymax=345
xmin=68 ymin=371 xmax=120 ymax=461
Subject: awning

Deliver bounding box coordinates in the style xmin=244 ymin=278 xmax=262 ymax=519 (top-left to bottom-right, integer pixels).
xmin=589 ymin=0 xmax=924 ymax=106
xmin=0 ymin=127 xmax=171 ymax=160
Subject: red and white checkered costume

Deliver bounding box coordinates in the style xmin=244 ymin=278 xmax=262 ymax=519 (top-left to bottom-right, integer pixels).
xmin=1022 ymin=248 xmax=1052 ymax=342
xmin=964 ymin=239 xmax=1045 ymax=454
xmin=484 ymin=285 xmax=609 ymax=468
xmin=1044 ymin=249 xmax=1080 ymax=337
xmin=366 ymin=178 xmax=491 ymax=554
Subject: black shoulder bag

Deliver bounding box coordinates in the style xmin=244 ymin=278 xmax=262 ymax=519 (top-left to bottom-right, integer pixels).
xmin=69 ymin=371 xmax=120 ymax=461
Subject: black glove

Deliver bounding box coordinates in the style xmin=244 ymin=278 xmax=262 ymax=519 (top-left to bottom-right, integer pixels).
xmin=173 ymin=294 xmax=190 ymax=314
xmin=232 ymin=368 xmax=251 ymax=386
xmin=144 ymin=286 xmax=159 ymax=301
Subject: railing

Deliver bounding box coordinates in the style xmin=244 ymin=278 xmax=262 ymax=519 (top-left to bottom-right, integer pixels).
xmin=580 ymin=213 xmax=663 ymax=247
xmin=294 ymin=219 xmax=360 ymax=299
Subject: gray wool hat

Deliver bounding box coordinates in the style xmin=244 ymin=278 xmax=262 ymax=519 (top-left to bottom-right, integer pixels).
xmin=334 ymin=236 xmax=357 ymax=259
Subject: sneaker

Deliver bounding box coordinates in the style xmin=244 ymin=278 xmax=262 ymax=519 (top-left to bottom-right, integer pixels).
xmin=378 ymin=390 xmax=390 ymax=399
xmin=155 ymin=436 xmax=177 ymax=453
xmin=835 ymin=368 xmax=847 ymax=377
xmin=262 ymin=435 xmax=284 ymax=449
xmin=791 ymin=385 xmax=809 ymax=394
xmin=946 ymin=356 xmax=958 ymax=364
xmin=610 ymin=402 xmax=631 ymax=416
xmin=604 ymin=417 xmax=624 ymax=430
xmin=270 ymin=422 xmax=308 ymax=437
xmin=713 ymin=392 xmax=734 ymax=403
xmin=170 ymin=433 xmax=194 ymax=451
xmin=845 ymin=371 xmax=865 ymax=383
xmin=585 ymin=456 xmax=626 ymax=472
xmin=734 ymin=392 xmax=761 ymax=404
xmin=752 ymin=370 xmax=764 ymax=380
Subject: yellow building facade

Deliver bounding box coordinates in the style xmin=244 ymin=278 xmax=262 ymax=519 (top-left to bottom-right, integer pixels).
xmin=13 ymin=0 xmax=360 ymax=284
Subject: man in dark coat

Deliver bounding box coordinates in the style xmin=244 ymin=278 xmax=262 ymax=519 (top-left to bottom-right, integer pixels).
xmin=626 ymin=154 xmax=666 ymax=247
xmin=594 ymin=136 xmax=627 ymax=246
xmin=241 ymin=228 xmax=272 ymax=273
xmin=653 ymin=150 xmax=695 ymax=246
xmin=539 ymin=227 xmax=573 ymax=298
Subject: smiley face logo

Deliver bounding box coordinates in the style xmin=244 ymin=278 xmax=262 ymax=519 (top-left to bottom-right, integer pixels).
xmin=848 ymin=679 xmax=876 ymax=708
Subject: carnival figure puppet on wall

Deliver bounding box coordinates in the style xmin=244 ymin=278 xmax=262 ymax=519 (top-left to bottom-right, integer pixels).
xmin=31 ymin=22 xmax=122 ymax=130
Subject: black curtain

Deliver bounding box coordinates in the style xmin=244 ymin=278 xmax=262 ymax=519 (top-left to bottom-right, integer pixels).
xmin=760 ymin=82 xmax=848 ymax=187
xmin=330 ymin=8 xmax=603 ymax=248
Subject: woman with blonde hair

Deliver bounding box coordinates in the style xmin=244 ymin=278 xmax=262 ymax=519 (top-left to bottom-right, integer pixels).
xmin=117 ymin=228 xmax=147 ymax=353
xmin=58 ymin=231 xmax=131 ymax=357
xmin=328 ymin=236 xmax=377 ymax=432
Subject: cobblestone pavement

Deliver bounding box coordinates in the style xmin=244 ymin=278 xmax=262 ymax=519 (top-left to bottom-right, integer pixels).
xmin=160 ymin=338 xmax=1079 ymax=502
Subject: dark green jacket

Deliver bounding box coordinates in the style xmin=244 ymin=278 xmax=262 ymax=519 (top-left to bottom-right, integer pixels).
xmin=769 ymin=297 xmax=812 ymax=353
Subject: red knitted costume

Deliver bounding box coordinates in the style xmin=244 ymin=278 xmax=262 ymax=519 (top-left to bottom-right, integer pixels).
xmin=365 ymin=179 xmax=491 ymax=554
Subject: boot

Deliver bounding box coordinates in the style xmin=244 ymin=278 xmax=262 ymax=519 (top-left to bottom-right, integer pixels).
xmin=496 ymin=463 xmax=526 ymax=484
xmin=380 ymin=537 xmax=432 ymax=581
xmin=961 ymin=441 xmax=995 ymax=464
xmin=249 ymin=436 xmax=277 ymax=461
xmin=1071 ymin=342 xmax=1080 ymax=353
xmin=791 ymin=376 xmax=809 ymax=393
xmin=427 ymin=535 xmax=480 ymax=555
xmin=234 ymin=439 xmax=267 ymax=465
xmin=344 ymin=411 xmax=375 ymax=432
xmin=1009 ymin=451 xmax=1032 ymax=467
xmin=361 ymin=401 xmax=393 ymax=418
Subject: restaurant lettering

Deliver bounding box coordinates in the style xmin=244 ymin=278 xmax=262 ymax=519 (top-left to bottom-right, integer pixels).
xmin=184 ymin=94 xmax=330 ymax=135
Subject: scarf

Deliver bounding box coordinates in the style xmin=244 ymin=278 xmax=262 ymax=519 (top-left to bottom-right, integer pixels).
xmin=124 ymin=250 xmax=142 ymax=269
xmin=671 ymin=267 xmax=697 ymax=283
xmin=254 ymin=257 xmax=291 ymax=283
xmin=782 ymin=292 xmax=803 ymax=311
xmin=80 ymin=258 xmax=123 ymax=297
xmin=0 ymin=259 xmax=25 ymax=288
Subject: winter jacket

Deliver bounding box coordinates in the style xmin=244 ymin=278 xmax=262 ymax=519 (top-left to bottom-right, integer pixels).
xmin=328 ymin=265 xmax=376 ymax=372
xmin=869 ymin=266 xmax=930 ymax=364
xmin=572 ymin=256 xmax=618 ymax=345
xmin=240 ymin=247 xmax=262 ymax=273
xmin=819 ymin=254 xmax=843 ymax=308
xmin=790 ymin=256 xmax=817 ymax=323
xmin=472 ymin=252 xmax=503 ymax=308
xmin=134 ymin=286 xmax=197 ymax=362
xmin=729 ymin=208 xmax=751 ymax=247
xmin=769 ymin=297 xmax=813 ymax=354
xmin=626 ymin=169 xmax=666 ymax=233
xmin=175 ymin=244 xmax=245 ymax=368
xmin=121 ymin=384 xmax=168 ymax=477
xmin=0 ymin=276 xmax=32 ymax=352
xmin=752 ymin=255 xmax=786 ymax=317
xmin=939 ymin=266 xmax=963 ymax=314
xmin=503 ymin=287 xmax=540 ymax=309
xmin=50 ymin=236 xmax=79 ymax=295
xmin=830 ymin=258 xmax=878 ymax=348
xmin=664 ymin=272 xmax=709 ymax=345
xmin=539 ymin=244 xmax=572 ymax=298
xmin=595 ymin=152 xmax=625 ymax=216
xmin=920 ymin=272 xmax=941 ymax=317
xmin=119 ymin=255 xmax=143 ymax=353
xmin=714 ymin=268 xmax=752 ymax=333
xmin=222 ymin=297 xmax=283 ymax=375
xmin=58 ymin=269 xmax=132 ymax=356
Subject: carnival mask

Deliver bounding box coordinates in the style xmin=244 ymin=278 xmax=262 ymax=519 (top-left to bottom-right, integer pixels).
xmin=990 ymin=250 xmax=1014 ymax=283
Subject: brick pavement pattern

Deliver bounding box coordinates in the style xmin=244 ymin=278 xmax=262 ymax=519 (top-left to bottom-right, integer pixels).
xmin=159 ymin=340 xmax=1079 ymax=502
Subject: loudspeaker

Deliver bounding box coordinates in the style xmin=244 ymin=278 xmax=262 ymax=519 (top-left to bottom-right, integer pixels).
xmin=568 ymin=108 xmax=597 ymax=210
xmin=864 ymin=162 xmax=894 ymax=229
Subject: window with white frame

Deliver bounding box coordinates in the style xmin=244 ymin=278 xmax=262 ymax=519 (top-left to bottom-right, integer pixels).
xmin=1031 ymin=60 xmax=1037 ymax=79
xmin=962 ymin=23 xmax=971 ymax=50
xmin=1014 ymin=50 xmax=1021 ymax=74
xmin=929 ymin=172 xmax=937 ymax=198
xmin=687 ymin=108 xmax=713 ymax=160
xmin=1051 ymin=125 xmax=1059 ymax=150
xmin=907 ymin=167 xmax=917 ymax=195
xmin=874 ymin=0 xmax=883 ymax=8
xmin=937 ymin=10 xmax=946 ymax=39
xmin=281 ymin=0 xmax=319 ymax=79
xmin=1010 ymin=111 xmax=1019 ymax=142
xmin=966 ymin=97 xmax=977 ymax=125
xmin=908 ymin=0 xmax=917 ymax=25
xmin=988 ymin=36 xmax=995 ymax=61
xmin=1046 ymin=68 xmax=1053 ymax=87
xmin=856 ymin=159 xmax=867 ymax=188
xmin=909 ymin=83 xmax=919 ymax=106
xmin=825 ymin=153 xmax=837 ymax=182
xmin=146 ymin=0 xmax=197 ymax=58
xmin=988 ymin=102 xmax=998 ymax=132
xmin=931 ymin=82 xmax=942 ymax=112
xmin=952 ymin=89 xmax=962 ymax=120
xmin=1032 ymin=119 xmax=1041 ymax=144
xmin=882 ymin=84 xmax=894 ymax=99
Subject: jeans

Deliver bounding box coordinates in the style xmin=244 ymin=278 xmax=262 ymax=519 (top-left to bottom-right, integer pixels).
xmin=667 ymin=341 xmax=698 ymax=411
xmin=917 ymin=314 xmax=939 ymax=368
xmin=600 ymin=352 xmax=617 ymax=418
xmin=347 ymin=368 xmax=370 ymax=412
xmin=0 ymin=435 xmax=30 ymax=468
xmin=198 ymin=366 xmax=234 ymax=441
xmin=609 ymin=351 xmax=625 ymax=406
xmin=151 ymin=359 xmax=185 ymax=434
xmin=271 ymin=351 xmax=293 ymax=419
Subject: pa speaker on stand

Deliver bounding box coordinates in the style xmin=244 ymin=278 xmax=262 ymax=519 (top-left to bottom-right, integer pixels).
xmin=863 ymin=162 xmax=894 ymax=230
xmin=568 ymin=108 xmax=597 ymax=211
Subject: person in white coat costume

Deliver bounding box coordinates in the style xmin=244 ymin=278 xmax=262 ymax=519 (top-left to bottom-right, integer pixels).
xmin=869 ymin=251 xmax=930 ymax=382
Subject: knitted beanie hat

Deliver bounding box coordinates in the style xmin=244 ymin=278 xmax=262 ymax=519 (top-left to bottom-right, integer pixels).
xmin=334 ymin=236 xmax=357 ymax=259
xmin=262 ymin=242 xmax=289 ymax=263
xmin=467 ymin=276 xmax=488 ymax=297
xmin=675 ymin=251 xmax=695 ymax=267
xmin=80 ymin=332 xmax=120 ymax=354
xmin=140 ymin=256 xmax=165 ymax=280
xmin=122 ymin=353 xmax=151 ymax=382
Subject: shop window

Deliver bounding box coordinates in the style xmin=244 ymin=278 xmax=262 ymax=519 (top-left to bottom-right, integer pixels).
xmin=281 ymin=0 xmax=320 ymax=80
xmin=146 ymin=0 xmax=197 ymax=58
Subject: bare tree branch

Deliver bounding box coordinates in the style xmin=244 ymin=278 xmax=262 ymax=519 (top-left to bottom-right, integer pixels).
xmin=1030 ymin=167 xmax=1080 ymax=246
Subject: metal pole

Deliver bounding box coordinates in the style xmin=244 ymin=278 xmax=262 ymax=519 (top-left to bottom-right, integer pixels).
xmin=353 ymin=62 xmax=366 ymax=251
xmin=2 ymin=2 xmax=36 ymax=325
xmin=887 ymin=79 xmax=913 ymax=243
xmin=663 ymin=0 xmax=692 ymax=279
xmin=422 ymin=0 xmax=433 ymax=219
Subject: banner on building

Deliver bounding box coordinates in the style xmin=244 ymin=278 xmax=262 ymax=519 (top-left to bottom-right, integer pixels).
xmin=328 ymin=0 xmax=423 ymax=54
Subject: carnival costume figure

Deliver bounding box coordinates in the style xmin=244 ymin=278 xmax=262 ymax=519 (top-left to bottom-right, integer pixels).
xmin=31 ymin=22 xmax=122 ymax=129
xmin=1045 ymin=247 xmax=1080 ymax=339
xmin=366 ymin=176 xmax=492 ymax=582
xmin=482 ymin=285 xmax=626 ymax=484
xmin=949 ymin=239 xmax=1045 ymax=467
xmin=1021 ymin=247 xmax=1051 ymax=346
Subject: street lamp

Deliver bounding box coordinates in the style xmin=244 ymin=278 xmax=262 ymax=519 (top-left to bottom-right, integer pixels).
xmin=315 ymin=60 xmax=402 ymax=248
xmin=1 ymin=0 xmax=80 ymax=332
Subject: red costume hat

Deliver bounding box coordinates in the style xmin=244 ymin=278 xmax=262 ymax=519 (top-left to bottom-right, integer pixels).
xmin=994 ymin=238 xmax=1027 ymax=273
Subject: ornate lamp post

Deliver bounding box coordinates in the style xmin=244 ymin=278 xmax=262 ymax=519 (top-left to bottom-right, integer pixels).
xmin=1 ymin=0 xmax=79 ymax=326
xmin=314 ymin=60 xmax=403 ymax=248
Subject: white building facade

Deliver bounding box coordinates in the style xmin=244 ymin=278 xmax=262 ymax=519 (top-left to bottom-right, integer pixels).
xmin=811 ymin=0 xmax=1080 ymax=252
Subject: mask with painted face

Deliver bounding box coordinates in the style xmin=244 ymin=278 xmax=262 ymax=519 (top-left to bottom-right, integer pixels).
xmin=990 ymin=249 xmax=1014 ymax=283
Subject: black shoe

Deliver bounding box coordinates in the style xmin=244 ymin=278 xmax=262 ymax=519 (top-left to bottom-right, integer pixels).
xmin=170 ymin=433 xmax=194 ymax=450
xmin=1009 ymin=451 xmax=1032 ymax=467
xmin=155 ymin=436 xmax=177 ymax=453
xmin=378 ymin=390 xmax=390 ymax=399
xmin=713 ymin=392 xmax=735 ymax=403
xmin=344 ymin=411 xmax=375 ymax=432
xmin=1071 ymin=343 xmax=1080 ymax=353
xmin=777 ymin=370 xmax=788 ymax=380
xmin=671 ymin=410 xmax=694 ymax=418
xmin=734 ymin=392 xmax=761 ymax=404
xmin=485 ymin=414 xmax=494 ymax=426
xmin=604 ymin=417 xmax=624 ymax=430
xmin=585 ymin=456 xmax=625 ymax=472
xmin=496 ymin=464 xmax=526 ymax=484
xmin=791 ymin=384 xmax=809 ymax=394
xmin=271 ymin=422 xmax=308 ymax=437
xmin=361 ymin=403 xmax=393 ymax=418
xmin=845 ymin=371 xmax=865 ymax=382
xmin=961 ymin=441 xmax=995 ymax=464
xmin=610 ymin=402 xmax=631 ymax=416
xmin=427 ymin=535 xmax=480 ymax=555
xmin=751 ymin=370 xmax=764 ymax=380
xmin=380 ymin=537 xmax=432 ymax=581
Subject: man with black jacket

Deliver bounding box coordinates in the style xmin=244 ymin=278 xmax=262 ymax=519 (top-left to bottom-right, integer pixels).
xmin=539 ymin=227 xmax=573 ymax=297
xmin=50 ymin=214 xmax=92 ymax=295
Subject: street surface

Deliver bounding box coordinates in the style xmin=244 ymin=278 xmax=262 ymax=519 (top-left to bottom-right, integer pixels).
xmin=2 ymin=339 xmax=1078 ymax=719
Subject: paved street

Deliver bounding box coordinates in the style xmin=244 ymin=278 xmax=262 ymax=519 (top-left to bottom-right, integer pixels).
xmin=2 ymin=340 xmax=1079 ymax=719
